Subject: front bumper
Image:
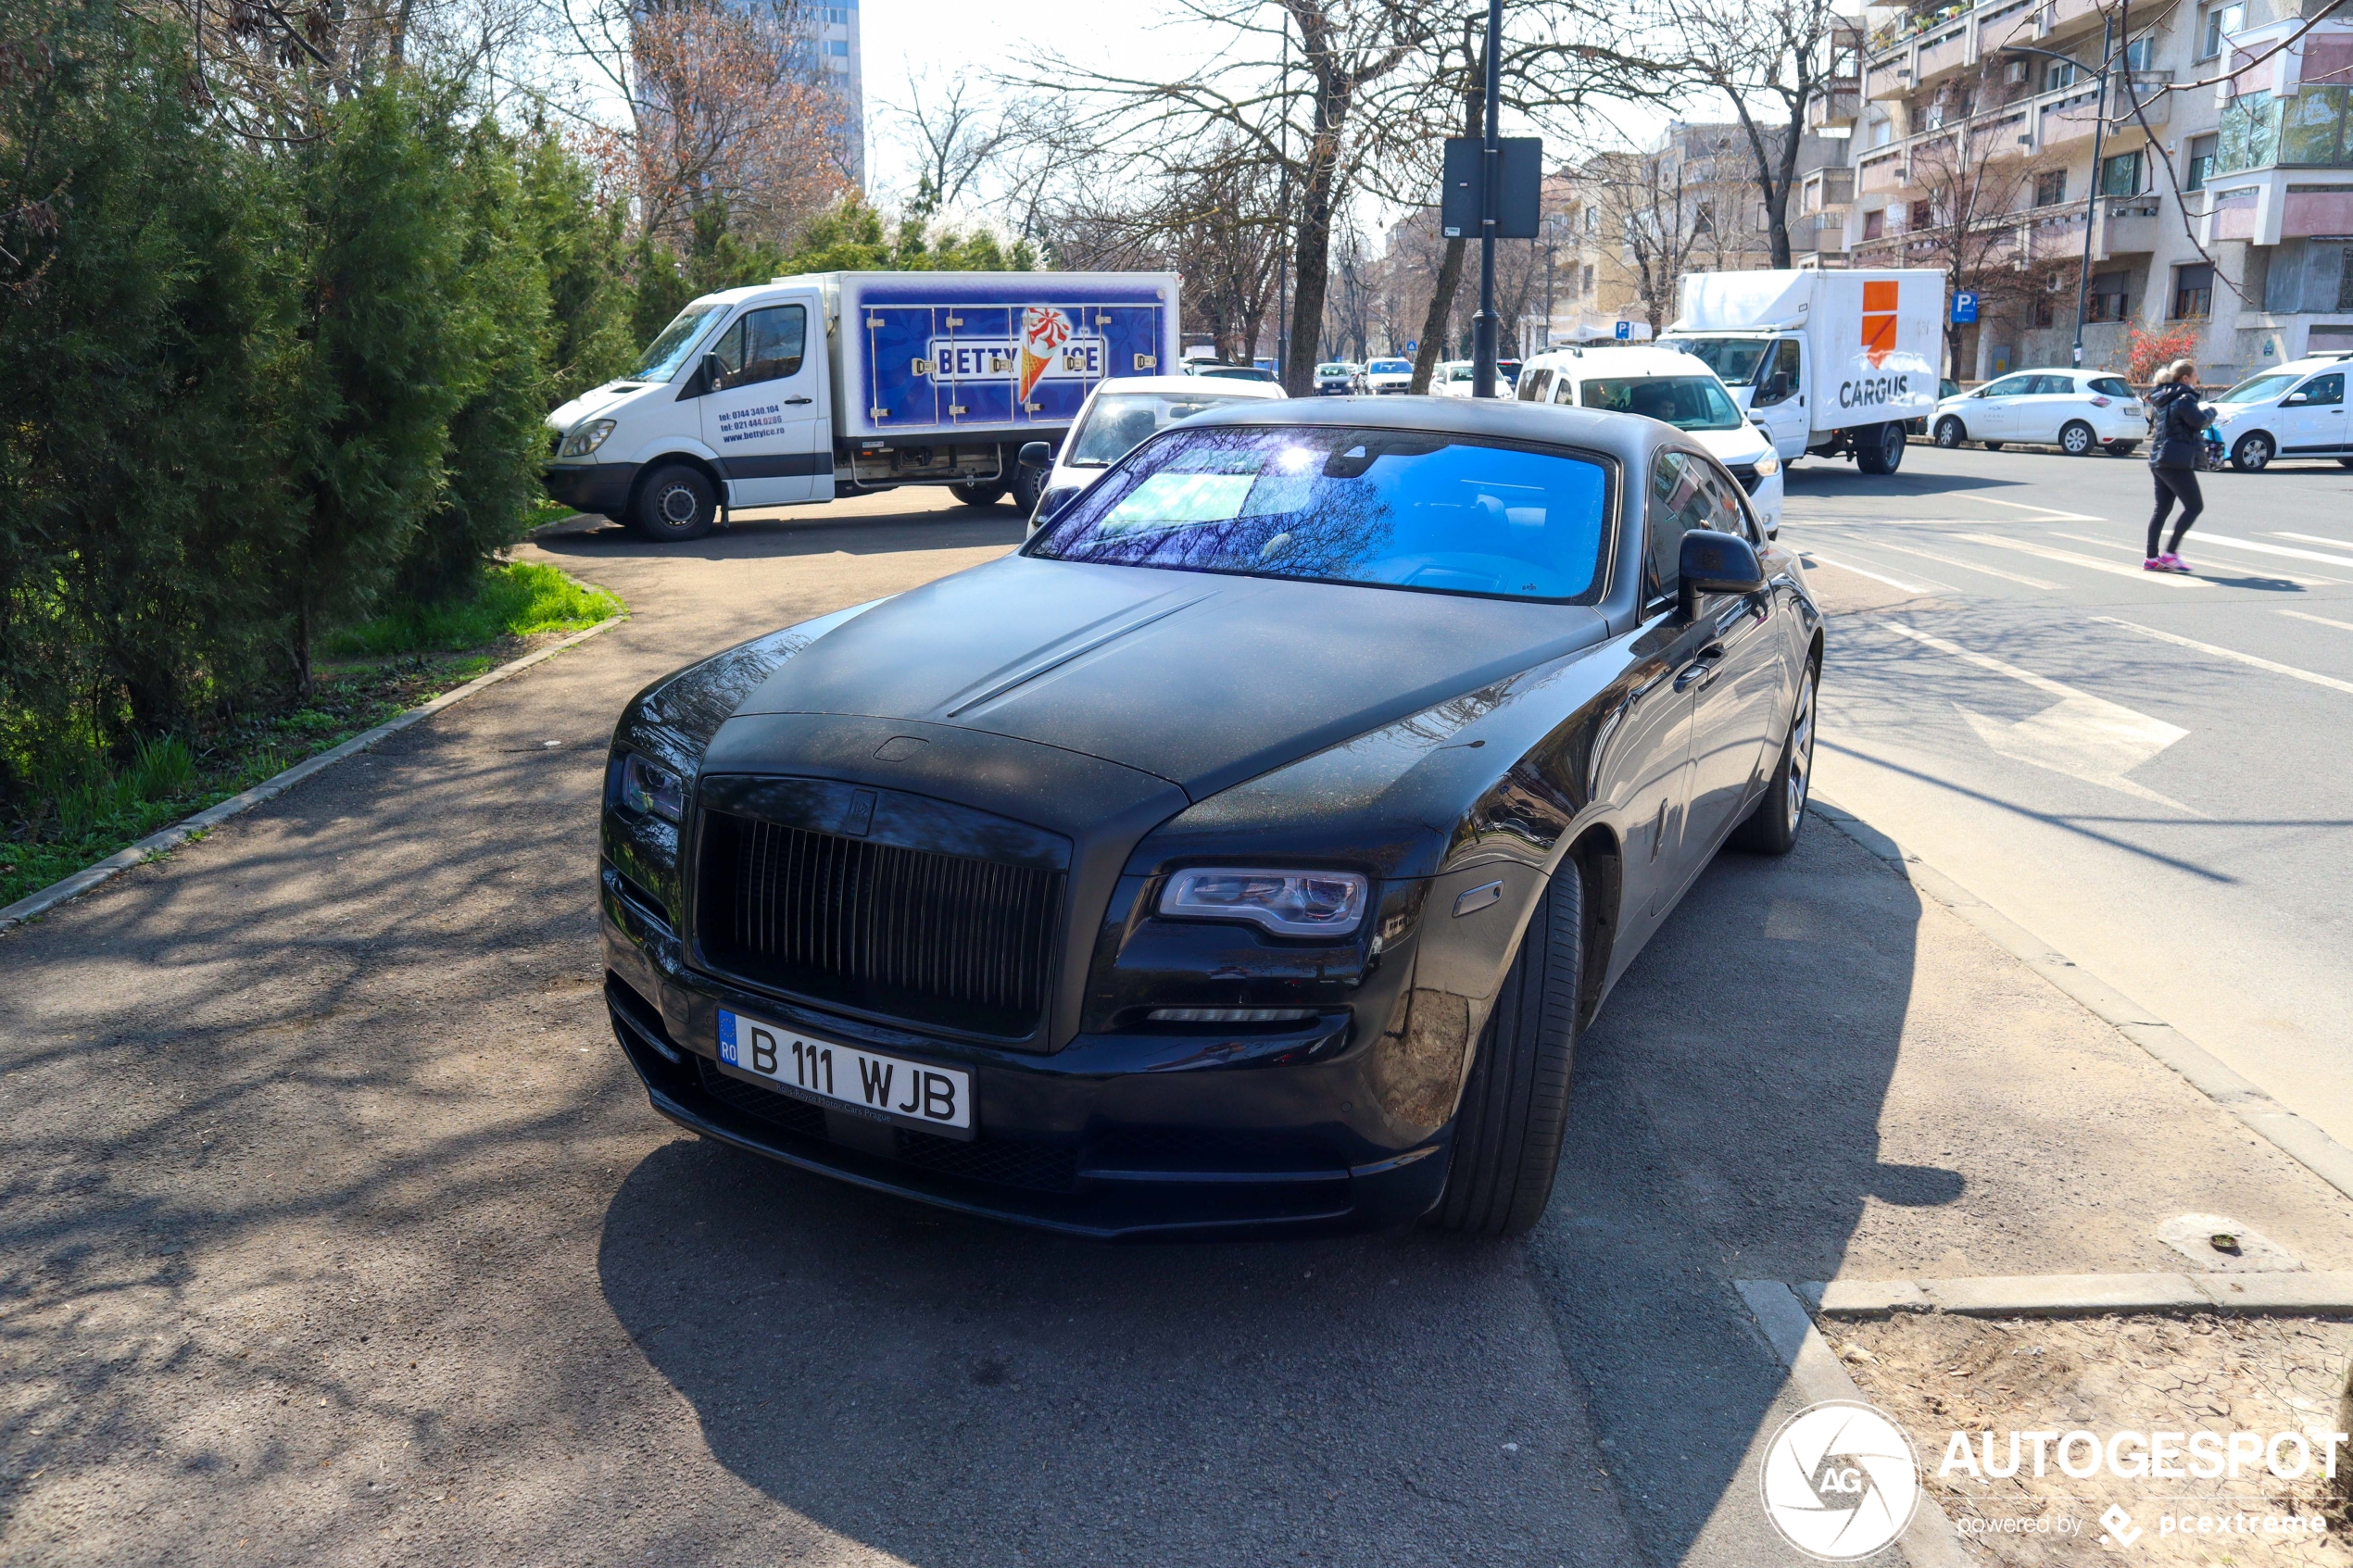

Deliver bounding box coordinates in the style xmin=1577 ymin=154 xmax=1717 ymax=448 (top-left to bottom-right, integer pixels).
xmin=543 ymin=461 xmax=640 ymax=516
xmin=602 ymin=899 xmax=1453 ymax=1239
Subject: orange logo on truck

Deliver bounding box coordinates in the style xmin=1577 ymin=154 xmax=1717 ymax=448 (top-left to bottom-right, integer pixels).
xmin=1017 ymin=307 xmax=1073 ymax=401
xmin=1861 ymin=281 xmax=1899 ymax=368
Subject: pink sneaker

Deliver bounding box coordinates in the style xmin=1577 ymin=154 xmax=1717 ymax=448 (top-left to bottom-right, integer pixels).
xmin=2160 ymin=553 xmax=2190 ymax=572
xmin=2143 ymin=557 xmax=2168 ymax=571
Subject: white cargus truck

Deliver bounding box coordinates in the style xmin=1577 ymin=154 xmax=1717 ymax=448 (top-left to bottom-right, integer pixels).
xmin=544 ymin=270 xmax=1181 ymax=540
xmin=1659 ymin=269 xmax=1942 ymax=474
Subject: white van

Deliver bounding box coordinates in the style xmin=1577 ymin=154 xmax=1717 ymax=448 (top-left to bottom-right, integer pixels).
xmin=1024 ymin=374 xmax=1286 ymax=532
xmin=1515 ymin=345 xmax=1785 ymax=535
xmin=2207 ymin=355 xmax=2353 ymax=471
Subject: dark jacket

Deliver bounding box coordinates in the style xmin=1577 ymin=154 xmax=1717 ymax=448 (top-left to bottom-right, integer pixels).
xmin=2147 ymin=383 xmax=2212 ymax=470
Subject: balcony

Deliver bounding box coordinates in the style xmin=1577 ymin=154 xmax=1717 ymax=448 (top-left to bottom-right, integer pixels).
xmin=1857 ymin=148 xmax=1911 ymax=194
xmin=2035 ymin=87 xmax=2107 ymax=148
xmin=1809 ymin=82 xmax=1862 ymax=129
xmin=2095 ymin=196 xmax=2162 ymax=257
xmin=1865 ymin=57 xmax=1911 ymax=101
xmin=1915 ymin=24 xmax=1973 ymax=84
xmin=2032 ymin=0 xmax=2107 ymax=46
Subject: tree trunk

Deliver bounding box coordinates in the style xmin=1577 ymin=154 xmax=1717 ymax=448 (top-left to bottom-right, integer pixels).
xmin=1412 ymin=52 xmax=1484 ymax=395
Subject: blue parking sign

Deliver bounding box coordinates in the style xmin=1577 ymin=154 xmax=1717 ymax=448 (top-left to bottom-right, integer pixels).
xmin=1615 ymin=320 xmax=1632 ymax=341
xmin=1951 ymin=291 xmax=1979 ymax=324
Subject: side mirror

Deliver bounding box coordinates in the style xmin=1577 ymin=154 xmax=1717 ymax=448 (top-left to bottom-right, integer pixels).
xmin=699 ymin=352 xmax=724 ymax=394
xmin=1017 ymin=441 xmax=1053 ymax=471
xmin=1678 ymin=529 xmax=1766 ymax=621
xmin=2284 ymin=392 xmax=2309 ymax=406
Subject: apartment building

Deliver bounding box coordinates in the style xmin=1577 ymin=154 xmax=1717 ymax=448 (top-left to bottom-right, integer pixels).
xmin=1843 ymin=0 xmax=2353 ymax=382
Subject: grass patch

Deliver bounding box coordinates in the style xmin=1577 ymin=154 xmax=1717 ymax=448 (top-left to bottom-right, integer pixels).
xmin=3 ymin=562 xmax=623 ymax=913
xmin=325 ymin=560 xmax=621 ymax=659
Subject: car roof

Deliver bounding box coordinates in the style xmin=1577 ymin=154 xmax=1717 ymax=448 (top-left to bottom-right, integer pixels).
xmin=1524 ymin=346 xmax=1713 ymax=380
xmin=1086 ymin=374 xmax=1284 ymax=399
xmin=1156 ymin=393 xmax=1673 ymax=471
xmin=2275 ymin=356 xmax=2353 ymax=374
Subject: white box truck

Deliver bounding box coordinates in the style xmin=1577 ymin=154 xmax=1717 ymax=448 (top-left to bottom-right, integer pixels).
xmin=1659 ymin=270 xmax=1943 ymax=474
xmin=543 ymin=270 xmax=1181 ymax=540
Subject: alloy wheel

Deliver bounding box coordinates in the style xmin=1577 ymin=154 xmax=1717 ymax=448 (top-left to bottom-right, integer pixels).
xmin=1787 ymin=663 xmax=1816 ymax=828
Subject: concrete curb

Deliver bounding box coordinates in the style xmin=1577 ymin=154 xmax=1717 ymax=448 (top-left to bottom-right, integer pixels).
xmin=1734 ymin=1280 xmax=1980 ymax=1568
xmin=1807 ymin=792 xmax=2353 ymax=1208
xmin=1802 ymin=1272 xmax=2353 ymax=1318
xmin=0 ymin=616 xmax=625 ymax=935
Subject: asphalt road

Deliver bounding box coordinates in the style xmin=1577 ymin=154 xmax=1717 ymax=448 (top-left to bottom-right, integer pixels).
xmin=6 ymin=486 xmax=2351 ymax=1567
xmin=1779 ymin=441 xmax=2353 ymax=1149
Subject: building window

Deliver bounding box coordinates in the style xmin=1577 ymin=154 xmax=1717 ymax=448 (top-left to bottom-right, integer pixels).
xmin=1909 ymin=198 xmax=1934 ymax=230
xmin=2185 ymin=133 xmax=2218 ymax=192
xmin=2121 ymin=35 xmax=2156 ymax=71
xmin=824 ymin=39 xmax=849 ymax=56
xmin=1585 ymin=206 xmax=1599 ymax=234
xmin=1693 ymin=201 xmax=1715 ymax=234
xmin=2201 ymin=1 xmax=2245 ymax=60
xmin=2088 ymin=272 xmax=2132 ymax=321
xmin=2172 ymin=262 xmax=2214 ymax=319
xmin=824 ymin=5 xmax=850 ymax=20
xmin=1868 ymin=113 xmax=1892 ymax=149
xmin=2032 ymin=293 xmax=2057 ymax=328
xmin=1862 ymin=207 xmax=1885 ymax=240
xmin=2099 ymin=150 xmax=2143 ymax=195
xmin=1582 ymin=262 xmax=1597 ymax=295
xmin=2340 ymin=246 xmax=2353 ymax=310
xmin=2044 ymin=58 xmax=2081 ymax=91
xmin=2034 ymin=170 xmax=2067 ymax=207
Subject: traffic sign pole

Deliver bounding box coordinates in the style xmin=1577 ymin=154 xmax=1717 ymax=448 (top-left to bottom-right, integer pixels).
xmin=1471 ymin=0 xmax=1504 ymax=398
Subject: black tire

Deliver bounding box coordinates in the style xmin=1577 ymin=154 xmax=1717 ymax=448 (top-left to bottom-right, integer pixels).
xmin=1010 ymin=460 xmax=1047 ymax=518
xmin=1428 ymin=871 xmax=1582 ymax=1237
xmin=2104 ymin=440 xmax=2140 ymax=457
xmin=2059 ymin=420 xmax=2097 ymax=457
xmin=1854 ymin=420 xmax=1905 ymax=475
xmin=1730 ymin=653 xmax=1818 ymax=856
xmin=1933 ymin=417 xmax=1967 ymax=448
xmin=1982 ymin=441 xmax=2004 ymax=451
xmin=630 ymin=464 xmax=717 ymax=542
xmin=948 ymin=481 xmax=1006 ymax=507
xmin=2232 ymin=432 xmax=2274 ymax=472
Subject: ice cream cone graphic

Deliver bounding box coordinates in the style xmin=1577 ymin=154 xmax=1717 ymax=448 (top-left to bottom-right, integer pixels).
xmin=1018 ymin=306 xmax=1073 ymax=402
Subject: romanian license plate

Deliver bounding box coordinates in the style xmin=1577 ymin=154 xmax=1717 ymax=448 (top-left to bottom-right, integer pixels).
xmin=716 ymin=1009 xmax=973 ymax=1137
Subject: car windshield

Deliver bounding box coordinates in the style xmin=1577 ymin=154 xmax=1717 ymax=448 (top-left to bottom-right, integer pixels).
xmin=1026 ymin=424 xmax=1609 ymax=602
xmin=1446 ymin=364 xmax=1474 ymax=382
xmin=1663 ymin=337 xmax=1770 ymax=385
xmin=1316 ymin=364 xmax=1352 ymax=377
xmin=1200 ymin=366 xmax=1274 ymax=382
xmin=2216 ymin=372 xmax=2297 ymax=404
xmin=1369 ymin=359 xmax=1411 ymax=375
xmin=631 ymin=303 xmax=727 ymax=383
xmin=1066 ymin=392 xmax=1265 ymax=466
xmin=1578 ymin=375 xmax=1743 ymax=432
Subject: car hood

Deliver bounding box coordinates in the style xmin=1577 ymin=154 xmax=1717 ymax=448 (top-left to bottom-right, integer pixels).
xmin=732 ymin=554 xmax=1609 ymax=800
xmin=547 ymin=379 xmax=651 ymax=433
xmin=1687 ymin=424 xmax=1773 ymax=464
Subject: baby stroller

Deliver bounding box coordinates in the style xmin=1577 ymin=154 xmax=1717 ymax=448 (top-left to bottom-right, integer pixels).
xmin=2198 ymin=423 xmax=2226 ymax=471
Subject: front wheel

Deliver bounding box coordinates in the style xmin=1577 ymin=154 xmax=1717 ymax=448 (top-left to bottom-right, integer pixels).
xmin=1428 ymin=870 xmax=1583 ymax=1237
xmin=948 ymin=481 xmax=1006 ymax=508
xmin=2059 ymin=420 xmax=2097 ymax=457
xmin=1730 ymin=654 xmax=1818 ymax=856
xmin=1854 ymin=420 xmax=1906 ymax=475
xmin=1010 ymin=460 xmax=1047 ymax=518
xmin=1933 ymin=417 xmax=1967 ymax=448
xmin=629 ymin=464 xmax=717 ymax=543
xmin=2232 ymin=433 xmax=2274 ymax=472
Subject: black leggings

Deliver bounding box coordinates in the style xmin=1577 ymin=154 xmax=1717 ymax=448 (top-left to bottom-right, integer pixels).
xmin=2148 ymin=467 xmax=2203 ymax=557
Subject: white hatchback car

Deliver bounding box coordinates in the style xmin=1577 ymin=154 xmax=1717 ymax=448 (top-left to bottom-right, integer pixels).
xmin=1930 ymin=369 xmax=2145 ymax=456
xmin=1433 ymin=360 xmax=1478 ymax=397
xmin=1026 ymin=374 xmax=1286 ymax=532
xmin=1515 ymin=345 xmax=1784 ymax=535
xmin=2208 ymin=355 xmax=2353 ymax=471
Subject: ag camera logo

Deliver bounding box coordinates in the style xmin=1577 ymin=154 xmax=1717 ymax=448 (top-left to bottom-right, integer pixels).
xmin=1760 ymin=1400 xmax=1922 ymax=1560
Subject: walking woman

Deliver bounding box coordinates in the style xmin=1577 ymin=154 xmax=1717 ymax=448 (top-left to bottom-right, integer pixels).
xmin=2144 ymin=359 xmax=2211 ymax=573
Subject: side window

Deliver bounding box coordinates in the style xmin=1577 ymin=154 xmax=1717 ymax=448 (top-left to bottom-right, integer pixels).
xmin=1982 ymin=374 xmax=2034 ymax=397
xmin=1553 ymin=374 xmax=1577 ymax=406
xmin=1755 ymin=339 xmax=1802 ymax=406
xmin=2299 ymin=372 xmax=2344 ymax=406
xmin=737 ymin=305 xmax=806 ymax=385
xmin=1518 ymin=368 xmax=1554 ymax=403
xmin=2090 ymin=375 xmax=2133 ymax=396
xmin=1645 ymin=450 xmax=1746 ymax=603
xmin=2032 ymin=374 xmax=2077 ymax=395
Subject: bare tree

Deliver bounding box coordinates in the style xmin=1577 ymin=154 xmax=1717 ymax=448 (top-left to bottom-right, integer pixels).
xmin=887 ymin=70 xmax=1018 ymax=221
xmin=1579 ymin=143 xmax=1705 ymax=335
xmin=1327 ymin=222 xmax=1378 ymax=358
xmin=1653 ymin=0 xmax=1841 ymax=268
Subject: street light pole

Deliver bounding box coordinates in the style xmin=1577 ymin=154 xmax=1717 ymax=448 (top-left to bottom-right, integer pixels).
xmin=2006 ymin=17 xmax=2113 ymax=370
xmin=1471 ymin=0 xmax=1504 ymax=397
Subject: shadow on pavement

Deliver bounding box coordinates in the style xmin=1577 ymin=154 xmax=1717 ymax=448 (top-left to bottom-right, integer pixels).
xmin=596 ymin=821 xmax=1939 ymax=1565
xmin=535 ymin=506 xmax=1028 ymax=563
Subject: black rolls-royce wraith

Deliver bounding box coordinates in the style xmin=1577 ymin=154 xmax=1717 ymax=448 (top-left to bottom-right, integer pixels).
xmin=600 ymin=398 xmax=1821 ymax=1239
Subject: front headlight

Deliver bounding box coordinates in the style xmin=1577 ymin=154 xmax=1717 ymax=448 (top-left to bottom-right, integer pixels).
xmin=1160 ymin=867 xmax=1368 ymax=937
xmin=560 ymin=418 xmax=617 ymax=458
xmin=1751 ymin=451 xmax=1780 ymax=478
xmin=618 ymin=752 xmax=685 ymax=822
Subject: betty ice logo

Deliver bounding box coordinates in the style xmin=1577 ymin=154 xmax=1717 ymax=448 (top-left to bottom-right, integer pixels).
xmin=1018 ymin=306 xmax=1073 ymax=401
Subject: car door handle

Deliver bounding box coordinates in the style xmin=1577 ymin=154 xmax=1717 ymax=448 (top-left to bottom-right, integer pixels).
xmin=782 ymin=395 xmax=813 ymax=406
xmin=1673 ymin=646 xmax=1725 ymax=693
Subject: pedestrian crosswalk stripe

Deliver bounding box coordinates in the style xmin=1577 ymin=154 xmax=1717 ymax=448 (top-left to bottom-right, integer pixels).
xmin=2049 ymin=532 xmax=2351 ymax=587
xmin=2271 ymin=532 xmax=2353 ymax=553
xmin=2278 ymin=609 xmax=2353 ymax=635
xmin=1955 ymin=533 xmax=2211 ymax=587
xmin=2191 ymin=532 xmax=2353 ymax=570
xmin=1799 ymin=551 xmax=1948 ymax=595
xmin=1865 ymin=539 xmax=2057 ymax=588
xmin=2095 ymin=617 xmax=2353 ymax=697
